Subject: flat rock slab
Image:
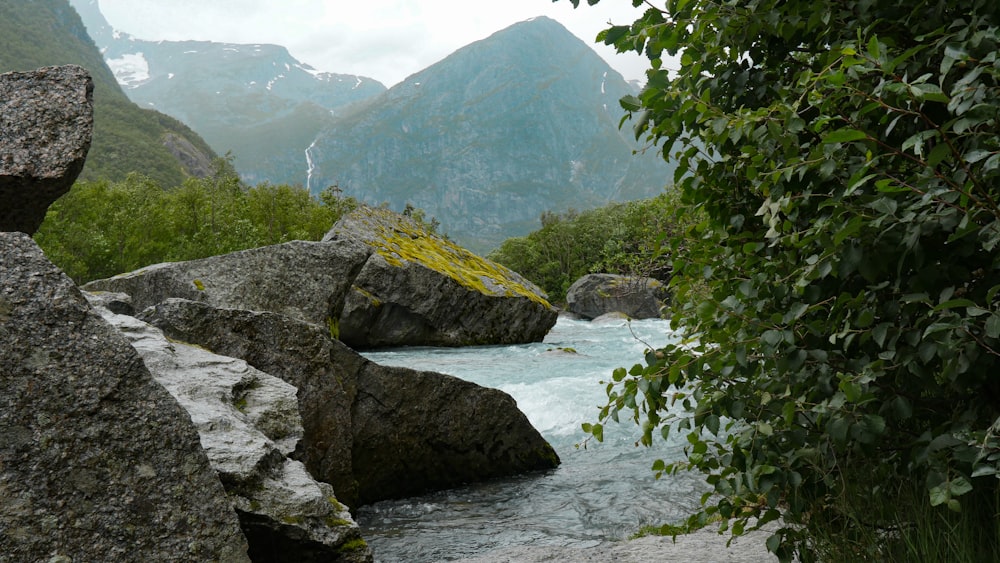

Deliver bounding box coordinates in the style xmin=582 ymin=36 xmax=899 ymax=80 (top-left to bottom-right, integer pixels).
xmin=0 ymin=65 xmax=93 ymax=234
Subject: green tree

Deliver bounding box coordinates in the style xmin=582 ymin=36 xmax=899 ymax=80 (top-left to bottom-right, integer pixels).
xmin=564 ymin=0 xmax=1000 ymax=560
xmin=489 ymin=193 xmax=685 ymax=302
xmin=36 ymin=164 xmax=367 ymax=283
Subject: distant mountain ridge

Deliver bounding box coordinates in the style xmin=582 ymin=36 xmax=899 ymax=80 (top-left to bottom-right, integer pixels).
xmin=72 ymin=4 xmax=673 ymax=253
xmin=0 ymin=0 xmax=217 ymax=186
xmin=309 ymin=16 xmax=674 ymax=251
xmin=69 ymin=0 xmax=386 ymax=184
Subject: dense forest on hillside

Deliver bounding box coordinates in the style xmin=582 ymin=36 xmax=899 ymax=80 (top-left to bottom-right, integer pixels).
xmin=0 ymin=0 xmax=216 ymax=185
xmin=488 ymin=191 xmax=692 ymax=303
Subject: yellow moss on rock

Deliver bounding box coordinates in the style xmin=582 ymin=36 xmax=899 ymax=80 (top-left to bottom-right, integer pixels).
xmin=350 ymin=285 xmax=382 ymax=307
xmin=346 ymin=207 xmax=551 ymax=307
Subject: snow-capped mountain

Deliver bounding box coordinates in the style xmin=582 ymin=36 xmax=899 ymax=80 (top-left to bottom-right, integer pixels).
xmin=70 ymin=0 xmax=386 ymax=184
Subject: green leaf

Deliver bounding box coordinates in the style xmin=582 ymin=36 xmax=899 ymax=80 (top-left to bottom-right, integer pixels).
xmin=601 ymin=25 xmax=632 ymax=46
xmin=929 ymin=484 xmax=949 ymax=507
xmin=841 ymin=380 xmax=863 ymax=403
xmin=927 ymin=142 xmax=951 ymax=168
xmin=933 ymin=299 xmax=977 ymax=311
xmin=822 ymin=128 xmax=868 ymax=144
xmin=986 ymin=313 xmax=1000 ymax=339
xmin=620 ymin=94 xmax=642 ymax=112
xmin=758 ymin=422 xmax=773 ymax=436
xmin=866 ymin=36 xmax=880 ymax=59
xmin=706 ymin=414 xmax=720 ymax=435
xmin=949 ymin=476 xmax=973 ymax=497
xmin=765 ymin=533 xmax=781 ymax=554
xmin=591 ymin=423 xmax=604 ymax=442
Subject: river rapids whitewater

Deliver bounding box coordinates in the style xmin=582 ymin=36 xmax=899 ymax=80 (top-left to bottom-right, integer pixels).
xmin=358 ymin=316 xmax=709 ymax=562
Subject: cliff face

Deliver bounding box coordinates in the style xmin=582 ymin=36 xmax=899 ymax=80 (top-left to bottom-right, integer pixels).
xmin=308 ymin=17 xmax=674 ymax=252
xmin=71 ymin=2 xmax=671 ymax=252
xmin=0 ymin=0 xmax=216 ymax=185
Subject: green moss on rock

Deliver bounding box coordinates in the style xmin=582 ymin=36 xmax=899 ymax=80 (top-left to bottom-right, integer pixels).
xmin=345 ymin=207 xmax=552 ymax=308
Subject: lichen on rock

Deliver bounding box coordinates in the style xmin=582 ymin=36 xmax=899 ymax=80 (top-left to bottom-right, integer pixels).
xmin=325 ymin=206 xmax=558 ymax=347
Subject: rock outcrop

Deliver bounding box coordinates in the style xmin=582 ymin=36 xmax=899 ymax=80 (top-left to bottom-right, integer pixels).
xmin=565 ymin=273 xmax=669 ymax=320
xmin=85 ymin=207 xmax=558 ymax=348
xmin=0 ymin=233 xmax=250 ymax=562
xmin=0 ymin=65 xmax=93 ymax=234
xmin=325 ymin=206 xmax=558 ymax=348
xmin=137 ymin=298 xmax=362 ymax=508
xmin=138 ymin=297 xmax=561 ymax=507
xmin=98 ymin=306 xmax=372 ymax=562
xmin=351 ymin=361 xmax=561 ymax=504
xmin=83 ymin=239 xmax=372 ymax=327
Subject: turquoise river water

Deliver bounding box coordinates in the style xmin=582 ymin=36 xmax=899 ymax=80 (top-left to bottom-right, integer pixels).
xmin=358 ymin=316 xmax=708 ymax=562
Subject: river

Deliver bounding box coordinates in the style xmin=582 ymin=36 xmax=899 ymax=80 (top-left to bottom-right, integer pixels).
xmin=358 ymin=316 xmax=708 ymax=562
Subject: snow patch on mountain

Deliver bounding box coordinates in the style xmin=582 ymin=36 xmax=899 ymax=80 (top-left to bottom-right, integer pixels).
xmin=107 ymin=52 xmax=150 ymax=88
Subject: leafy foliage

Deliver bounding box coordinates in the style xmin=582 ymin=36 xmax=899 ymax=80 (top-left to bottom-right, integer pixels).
xmin=34 ymin=162 xmax=359 ymax=284
xmin=563 ymin=0 xmax=1000 ymax=560
xmin=488 ymin=192 xmax=687 ymax=302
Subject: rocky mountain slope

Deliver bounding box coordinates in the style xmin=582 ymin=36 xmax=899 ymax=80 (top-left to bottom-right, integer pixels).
xmin=69 ymin=0 xmax=386 ymax=184
xmin=0 ymin=0 xmax=216 ymax=186
xmin=308 ymin=17 xmax=674 ymax=252
xmin=72 ymin=3 xmax=674 ymax=252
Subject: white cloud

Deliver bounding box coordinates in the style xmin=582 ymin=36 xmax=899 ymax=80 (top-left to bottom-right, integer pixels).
xmin=97 ymin=0 xmax=654 ymax=86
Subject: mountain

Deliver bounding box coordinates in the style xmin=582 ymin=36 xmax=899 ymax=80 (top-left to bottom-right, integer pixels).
xmin=69 ymin=0 xmax=386 ymax=185
xmin=308 ymin=17 xmax=674 ymax=252
xmin=0 ymin=0 xmax=216 ymax=186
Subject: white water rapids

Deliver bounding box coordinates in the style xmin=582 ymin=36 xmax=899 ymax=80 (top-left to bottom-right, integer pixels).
xmin=358 ymin=316 xmax=709 ymax=562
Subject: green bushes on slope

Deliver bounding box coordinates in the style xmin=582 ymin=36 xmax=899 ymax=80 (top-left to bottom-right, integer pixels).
xmin=488 ymin=191 xmax=693 ymax=303
xmin=34 ymin=166 xmax=358 ymax=284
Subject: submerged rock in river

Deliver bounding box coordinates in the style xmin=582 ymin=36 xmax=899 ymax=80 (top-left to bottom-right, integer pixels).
xmin=566 ymin=273 xmax=669 ymax=320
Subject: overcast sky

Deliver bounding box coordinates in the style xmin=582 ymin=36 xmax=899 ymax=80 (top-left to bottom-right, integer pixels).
xmin=96 ymin=0 xmax=653 ymax=87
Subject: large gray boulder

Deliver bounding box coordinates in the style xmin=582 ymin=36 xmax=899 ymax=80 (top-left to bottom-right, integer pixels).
xmin=138 ymin=298 xmax=363 ymax=508
xmin=83 ymin=239 xmax=372 ymax=327
xmin=325 ymin=206 xmax=558 ymax=347
xmin=138 ymin=297 xmax=561 ymax=506
xmin=0 ymin=233 xmax=249 ymax=562
xmin=84 ymin=207 xmax=558 ymax=348
xmin=351 ymin=362 xmax=561 ymax=504
xmin=566 ymin=273 xmax=669 ymax=320
xmin=99 ymin=307 xmax=372 ymax=562
xmin=0 ymin=65 xmax=93 ymax=234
